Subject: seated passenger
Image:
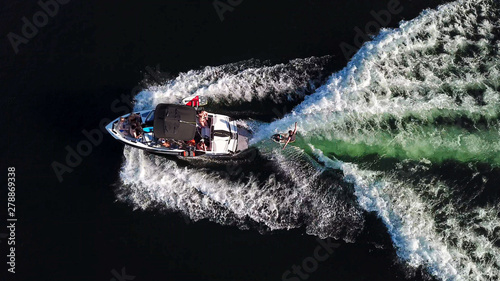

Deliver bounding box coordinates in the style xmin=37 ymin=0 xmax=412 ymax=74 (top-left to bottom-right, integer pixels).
xmin=196 ymin=139 xmax=207 ymax=151
xmin=130 ymin=124 xmax=142 ymax=139
xmin=184 ymin=139 xmax=196 ymax=152
xmin=198 ymin=111 xmax=208 ymax=127
xmin=117 ymin=117 xmax=130 ymax=135
xmin=128 ymin=113 xmax=140 ymax=124
xmin=159 ymin=138 xmax=171 ymax=148
xmin=117 ymin=117 xmax=125 ymax=128
xmin=136 ymin=125 xmax=144 ymax=136
xmin=186 ymin=139 xmax=196 ymax=147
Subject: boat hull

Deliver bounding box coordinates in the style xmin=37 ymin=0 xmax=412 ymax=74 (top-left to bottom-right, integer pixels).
xmin=105 ymin=107 xmax=252 ymax=158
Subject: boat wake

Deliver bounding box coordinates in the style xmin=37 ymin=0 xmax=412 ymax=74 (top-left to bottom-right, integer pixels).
xmin=133 ymin=56 xmax=332 ymax=110
xmin=117 ymin=0 xmax=500 ymax=280
xmin=118 ymin=145 xmax=365 ymax=241
xmin=313 ymin=149 xmax=500 ymax=281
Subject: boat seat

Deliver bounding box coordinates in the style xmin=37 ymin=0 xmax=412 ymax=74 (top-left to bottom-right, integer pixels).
xmin=143 ymin=132 xmax=154 ymax=143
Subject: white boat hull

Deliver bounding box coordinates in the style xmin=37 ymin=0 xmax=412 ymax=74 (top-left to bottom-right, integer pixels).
xmin=105 ymin=107 xmax=251 ymax=158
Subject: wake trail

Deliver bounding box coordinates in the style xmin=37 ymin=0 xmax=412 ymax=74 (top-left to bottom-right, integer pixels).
xmin=118 ymin=57 xmax=364 ymax=241
xmin=313 ymin=147 xmax=500 ymax=281
xmin=116 ymin=0 xmax=500 ymax=280
xmin=134 ymin=56 xmax=332 ymax=110
xmin=119 ymin=145 xmax=364 ymax=241
xmin=252 ymin=0 xmax=500 ymax=166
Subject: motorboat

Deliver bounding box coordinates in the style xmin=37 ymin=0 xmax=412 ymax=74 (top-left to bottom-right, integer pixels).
xmin=105 ymin=100 xmax=252 ymax=157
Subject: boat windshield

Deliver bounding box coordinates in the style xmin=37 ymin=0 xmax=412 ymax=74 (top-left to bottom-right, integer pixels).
xmin=145 ymin=110 xmax=155 ymax=126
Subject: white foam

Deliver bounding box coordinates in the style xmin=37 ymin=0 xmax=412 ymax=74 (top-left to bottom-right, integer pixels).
xmin=133 ymin=57 xmax=330 ymax=111
xmin=253 ymin=0 xmax=500 ymax=145
xmin=119 ymin=145 xmax=364 ymax=240
xmin=117 ymin=0 xmax=500 ymax=280
xmin=312 ymin=147 xmax=500 ymax=281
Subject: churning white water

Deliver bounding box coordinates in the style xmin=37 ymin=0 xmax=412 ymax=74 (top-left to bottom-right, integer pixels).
xmin=118 ymin=0 xmax=500 ymax=279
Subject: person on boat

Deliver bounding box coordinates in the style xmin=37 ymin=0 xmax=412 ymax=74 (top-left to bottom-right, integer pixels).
xmin=128 ymin=113 xmax=141 ymax=125
xmin=196 ymin=139 xmax=207 ymax=151
xmin=198 ymin=111 xmax=209 ymax=127
xmin=117 ymin=117 xmax=125 ymax=127
xmin=130 ymin=124 xmax=143 ymax=139
xmin=159 ymin=138 xmax=171 ymax=148
xmin=282 ymin=122 xmax=298 ymax=150
xmin=117 ymin=117 xmax=129 ymax=135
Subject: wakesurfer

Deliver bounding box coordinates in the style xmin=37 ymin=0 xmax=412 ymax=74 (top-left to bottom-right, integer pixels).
xmin=282 ymin=122 xmax=297 ymax=150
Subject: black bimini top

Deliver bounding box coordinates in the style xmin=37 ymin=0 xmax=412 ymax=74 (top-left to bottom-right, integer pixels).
xmin=153 ymin=104 xmax=196 ymax=141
